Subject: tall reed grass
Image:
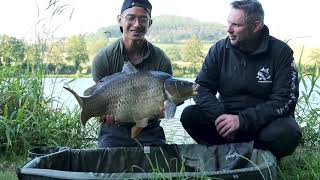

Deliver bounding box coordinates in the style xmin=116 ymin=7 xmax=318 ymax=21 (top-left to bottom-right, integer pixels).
xmin=0 ymin=64 xmax=92 ymax=155
xmin=276 ymin=48 xmax=320 ymax=179
xmin=295 ymin=47 xmax=320 ymax=148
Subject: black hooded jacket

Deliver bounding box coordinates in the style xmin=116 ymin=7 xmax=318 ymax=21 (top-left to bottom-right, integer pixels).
xmin=194 ymin=26 xmax=299 ymax=136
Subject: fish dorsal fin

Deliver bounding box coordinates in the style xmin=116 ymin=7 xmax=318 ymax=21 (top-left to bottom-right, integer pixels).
xmin=122 ymin=62 xmax=138 ymax=74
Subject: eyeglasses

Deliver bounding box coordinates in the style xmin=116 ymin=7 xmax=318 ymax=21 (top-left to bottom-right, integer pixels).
xmin=123 ymin=14 xmax=149 ymax=26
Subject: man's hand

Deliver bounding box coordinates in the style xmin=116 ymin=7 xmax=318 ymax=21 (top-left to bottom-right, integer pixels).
xmin=215 ymin=114 xmax=240 ymax=140
xmin=100 ymin=115 xmax=114 ymax=124
xmin=159 ymin=106 xmax=165 ymax=118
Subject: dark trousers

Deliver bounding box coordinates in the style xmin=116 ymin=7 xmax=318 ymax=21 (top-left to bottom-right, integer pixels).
xmin=98 ymin=122 xmax=166 ymax=148
xmin=180 ymin=105 xmax=302 ymax=158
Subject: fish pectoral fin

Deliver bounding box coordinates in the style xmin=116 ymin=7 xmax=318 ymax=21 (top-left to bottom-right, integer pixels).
xmin=131 ymin=118 xmax=149 ymax=138
xmin=164 ymin=100 xmax=177 ymax=119
xmin=131 ymin=126 xmax=144 ymax=138
xmin=122 ymin=62 xmax=138 ymax=74
xmin=83 ymin=86 xmax=95 ymax=96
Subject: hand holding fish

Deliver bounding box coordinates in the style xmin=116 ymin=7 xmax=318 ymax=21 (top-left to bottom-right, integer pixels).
xmin=159 ymin=106 xmax=165 ymax=118
xmin=100 ymin=107 xmax=165 ymax=124
xmin=100 ymin=115 xmax=114 ymax=124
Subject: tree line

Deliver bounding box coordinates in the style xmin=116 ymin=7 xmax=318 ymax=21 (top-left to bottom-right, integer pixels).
xmin=2 ymin=15 xmax=318 ymax=77
xmin=0 ymin=15 xmax=228 ymax=77
xmin=95 ymin=15 xmax=227 ymax=43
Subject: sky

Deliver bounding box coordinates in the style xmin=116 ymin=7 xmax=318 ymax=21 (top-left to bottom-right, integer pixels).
xmin=0 ymin=0 xmax=319 ymax=46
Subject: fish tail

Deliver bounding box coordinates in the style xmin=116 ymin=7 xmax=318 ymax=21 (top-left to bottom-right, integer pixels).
xmin=63 ymin=86 xmax=83 ymax=107
xmin=64 ymin=86 xmax=90 ymax=126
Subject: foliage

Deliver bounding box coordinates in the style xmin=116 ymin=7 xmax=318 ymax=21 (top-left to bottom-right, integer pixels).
xmin=180 ymin=36 xmax=205 ymax=77
xmin=149 ymin=15 xmax=227 ymax=43
xmin=0 ymin=152 xmax=27 ymax=174
xmin=46 ymin=41 xmax=65 ymax=65
xmin=0 ymin=35 xmax=25 ymax=65
xmin=24 ymin=44 xmax=42 ymax=66
xmin=161 ymin=44 xmax=182 ymax=63
xmin=0 ymin=65 xmax=91 ymax=155
xmin=65 ymin=35 xmax=89 ymax=74
xmin=295 ymin=47 xmax=320 ymax=147
xmin=45 ymin=63 xmax=77 ymax=74
xmin=99 ymin=15 xmax=227 ymax=43
xmin=159 ymin=37 xmax=206 ymax=77
xmin=278 ymin=148 xmax=320 ymax=179
xmin=85 ymin=30 xmax=110 ymax=60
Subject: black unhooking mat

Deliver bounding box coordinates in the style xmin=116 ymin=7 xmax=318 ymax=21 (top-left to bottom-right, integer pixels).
xmin=17 ymin=142 xmax=277 ymax=180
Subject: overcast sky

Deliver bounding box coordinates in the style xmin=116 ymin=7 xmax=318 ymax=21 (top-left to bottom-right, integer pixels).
xmin=0 ymin=0 xmax=318 ymax=46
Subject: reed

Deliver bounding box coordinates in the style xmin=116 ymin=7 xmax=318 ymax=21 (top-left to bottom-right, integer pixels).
xmin=0 ymin=64 xmax=91 ymax=155
xmin=295 ymin=47 xmax=320 ymax=148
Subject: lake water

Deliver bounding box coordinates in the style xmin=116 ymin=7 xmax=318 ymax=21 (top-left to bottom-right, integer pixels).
xmin=44 ymin=77 xmax=320 ymax=144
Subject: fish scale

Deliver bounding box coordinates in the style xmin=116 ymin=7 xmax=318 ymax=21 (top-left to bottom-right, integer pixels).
xmin=115 ymin=73 xmax=165 ymax=123
xmin=64 ymin=63 xmax=198 ymax=138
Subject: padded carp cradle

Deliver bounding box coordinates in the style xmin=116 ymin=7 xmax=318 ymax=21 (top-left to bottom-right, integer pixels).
xmin=17 ymin=143 xmax=276 ymax=180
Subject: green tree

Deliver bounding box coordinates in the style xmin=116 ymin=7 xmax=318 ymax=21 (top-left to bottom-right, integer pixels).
xmin=101 ymin=15 xmax=227 ymax=43
xmin=65 ymin=35 xmax=89 ymax=74
xmin=44 ymin=41 xmax=66 ymax=73
xmin=163 ymin=45 xmax=182 ymax=62
xmin=85 ymin=31 xmax=109 ymax=60
xmin=162 ymin=45 xmax=184 ymax=76
xmin=46 ymin=42 xmax=65 ymax=64
xmin=24 ymin=44 xmax=42 ymax=66
xmin=0 ymin=35 xmax=25 ymax=65
xmin=181 ymin=36 xmax=205 ymax=77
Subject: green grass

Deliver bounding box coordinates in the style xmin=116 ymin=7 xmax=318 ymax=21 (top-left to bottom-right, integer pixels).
xmin=278 ymin=148 xmax=320 ymax=179
xmin=0 ymin=154 xmax=26 ymax=180
xmin=0 ymin=172 xmax=17 ymax=180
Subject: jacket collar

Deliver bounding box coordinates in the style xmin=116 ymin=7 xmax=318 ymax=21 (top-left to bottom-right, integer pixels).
xmin=119 ymin=39 xmax=151 ymax=63
xmin=226 ymin=25 xmax=270 ymax=55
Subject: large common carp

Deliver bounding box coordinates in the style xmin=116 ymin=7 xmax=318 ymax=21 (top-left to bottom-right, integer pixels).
xmin=64 ymin=63 xmax=198 ymax=138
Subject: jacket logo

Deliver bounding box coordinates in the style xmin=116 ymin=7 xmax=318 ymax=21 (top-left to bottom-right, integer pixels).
xmin=256 ymin=67 xmax=272 ymax=83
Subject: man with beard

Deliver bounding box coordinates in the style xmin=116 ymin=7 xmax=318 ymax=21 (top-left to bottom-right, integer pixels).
xmin=180 ymin=0 xmax=301 ymax=159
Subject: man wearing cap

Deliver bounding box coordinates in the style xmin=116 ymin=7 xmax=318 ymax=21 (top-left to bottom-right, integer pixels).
xmin=91 ymin=0 xmax=172 ymax=148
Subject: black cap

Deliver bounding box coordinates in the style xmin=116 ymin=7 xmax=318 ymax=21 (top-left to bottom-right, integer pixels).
xmin=119 ymin=0 xmax=152 ymax=33
xmin=120 ymin=0 xmax=152 ymax=16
